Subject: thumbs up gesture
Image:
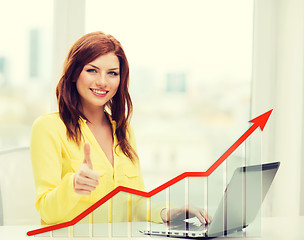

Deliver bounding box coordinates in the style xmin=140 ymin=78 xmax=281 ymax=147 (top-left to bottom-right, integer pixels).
xmin=74 ymin=143 xmax=100 ymax=195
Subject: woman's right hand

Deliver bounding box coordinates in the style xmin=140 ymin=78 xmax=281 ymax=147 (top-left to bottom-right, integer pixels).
xmin=74 ymin=143 xmax=100 ymax=195
xmin=160 ymin=205 xmax=212 ymax=224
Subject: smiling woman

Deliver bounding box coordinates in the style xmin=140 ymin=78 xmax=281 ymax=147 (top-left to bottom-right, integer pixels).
xmin=30 ymin=31 xmax=210 ymax=226
xmin=31 ymin=32 xmax=140 ymax=224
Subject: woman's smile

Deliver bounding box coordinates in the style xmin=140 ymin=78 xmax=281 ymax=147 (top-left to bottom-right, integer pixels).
xmin=90 ymin=88 xmax=109 ymax=97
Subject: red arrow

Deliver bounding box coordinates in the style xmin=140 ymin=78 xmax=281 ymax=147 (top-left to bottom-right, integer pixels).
xmin=27 ymin=109 xmax=273 ymax=236
xmin=205 ymin=109 xmax=273 ymax=175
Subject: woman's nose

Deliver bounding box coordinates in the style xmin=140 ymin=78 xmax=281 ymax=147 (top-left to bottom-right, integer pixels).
xmin=96 ymin=73 xmax=107 ymax=86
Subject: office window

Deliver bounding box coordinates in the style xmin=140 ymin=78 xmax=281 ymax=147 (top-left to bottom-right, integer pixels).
xmin=86 ymin=0 xmax=253 ymax=190
xmin=166 ymin=73 xmax=187 ymax=93
xmin=0 ymin=0 xmax=53 ymax=150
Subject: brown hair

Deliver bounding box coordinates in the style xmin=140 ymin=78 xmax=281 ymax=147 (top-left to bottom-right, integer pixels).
xmin=56 ymin=31 xmax=137 ymax=161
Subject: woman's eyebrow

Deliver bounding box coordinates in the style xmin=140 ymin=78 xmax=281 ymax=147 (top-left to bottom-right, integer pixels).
xmin=87 ymin=64 xmax=119 ymax=71
xmin=88 ymin=64 xmax=100 ymax=70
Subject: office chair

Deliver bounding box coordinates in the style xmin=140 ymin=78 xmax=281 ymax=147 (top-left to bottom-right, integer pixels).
xmin=0 ymin=147 xmax=40 ymax=225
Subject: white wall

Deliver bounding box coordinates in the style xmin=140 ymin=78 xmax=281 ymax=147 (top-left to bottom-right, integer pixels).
xmin=252 ymin=0 xmax=304 ymax=217
xmin=51 ymin=0 xmax=85 ymax=111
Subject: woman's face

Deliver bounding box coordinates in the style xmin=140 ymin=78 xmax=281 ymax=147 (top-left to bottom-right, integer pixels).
xmin=76 ymin=52 xmax=120 ymax=112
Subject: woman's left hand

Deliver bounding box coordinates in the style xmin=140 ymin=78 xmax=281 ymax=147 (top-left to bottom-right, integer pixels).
xmin=160 ymin=205 xmax=212 ymax=224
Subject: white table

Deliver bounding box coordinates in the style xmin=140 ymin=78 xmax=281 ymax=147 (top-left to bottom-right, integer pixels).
xmin=0 ymin=217 xmax=303 ymax=240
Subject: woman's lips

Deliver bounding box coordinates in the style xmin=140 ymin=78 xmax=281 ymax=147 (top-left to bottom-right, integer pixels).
xmin=90 ymin=88 xmax=108 ymax=97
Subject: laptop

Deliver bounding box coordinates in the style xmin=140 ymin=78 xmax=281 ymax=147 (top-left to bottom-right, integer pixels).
xmin=140 ymin=162 xmax=280 ymax=238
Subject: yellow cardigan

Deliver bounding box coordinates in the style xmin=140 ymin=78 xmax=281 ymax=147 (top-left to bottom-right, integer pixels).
xmin=30 ymin=112 xmax=163 ymax=225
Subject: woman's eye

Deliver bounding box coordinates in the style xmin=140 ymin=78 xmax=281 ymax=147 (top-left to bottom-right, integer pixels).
xmin=86 ymin=69 xmax=97 ymax=73
xmin=108 ymin=71 xmax=119 ymax=76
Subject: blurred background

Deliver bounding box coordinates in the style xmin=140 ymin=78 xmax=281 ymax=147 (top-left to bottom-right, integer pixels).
xmin=0 ymin=0 xmax=303 ymax=221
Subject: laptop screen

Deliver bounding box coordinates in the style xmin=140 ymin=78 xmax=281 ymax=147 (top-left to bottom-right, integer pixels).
xmin=207 ymin=162 xmax=280 ymax=237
